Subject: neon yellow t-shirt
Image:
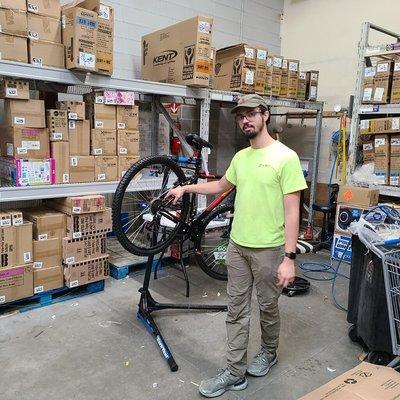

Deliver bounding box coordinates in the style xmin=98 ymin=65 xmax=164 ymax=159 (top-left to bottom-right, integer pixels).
xmin=225 ymin=140 xmax=308 ymax=248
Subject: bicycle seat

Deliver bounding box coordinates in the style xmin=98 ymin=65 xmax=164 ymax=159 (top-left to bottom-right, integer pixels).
xmin=186 ymin=134 xmax=213 ymax=150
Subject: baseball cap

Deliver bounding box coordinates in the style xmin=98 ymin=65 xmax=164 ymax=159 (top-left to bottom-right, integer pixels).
xmin=230 ymin=93 xmax=269 ymax=114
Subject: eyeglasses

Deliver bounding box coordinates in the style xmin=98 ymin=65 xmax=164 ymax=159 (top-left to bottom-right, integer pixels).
xmin=235 ymin=110 xmax=263 ymax=123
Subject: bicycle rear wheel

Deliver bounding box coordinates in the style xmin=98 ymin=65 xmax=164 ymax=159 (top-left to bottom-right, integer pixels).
xmin=112 ymin=155 xmax=190 ymax=256
xmin=194 ymin=204 xmax=234 ymax=281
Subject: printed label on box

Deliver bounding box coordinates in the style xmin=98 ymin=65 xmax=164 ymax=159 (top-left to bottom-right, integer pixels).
xmin=363 ymin=143 xmax=373 ymax=150
xmin=95 ymin=121 xmax=104 ymax=128
xmin=14 ymin=117 xmax=25 ymax=125
xmin=33 ymin=261 xmax=43 ymax=269
xmin=52 ymin=132 xmax=63 ymax=140
xmin=38 ymin=233 xmax=48 ymax=240
xmin=395 ymin=62 xmax=400 ymax=72
xmin=29 ymin=31 xmax=39 ymax=40
xmin=79 ymin=51 xmax=95 ymax=69
xmin=392 ymin=138 xmax=400 ymax=146
xmin=24 ymin=252 xmax=31 ymax=262
xmin=282 ymin=59 xmax=288 ymax=69
xmin=70 ymin=157 xmax=78 ymax=167
xmin=360 ymin=120 xmax=370 ymax=129
xmin=95 ymin=95 xmax=104 ymax=104
xmin=365 ymin=67 xmax=376 ymax=77
xmin=94 ymin=148 xmax=103 ymax=155
xmin=13 ymin=217 xmax=23 ymax=226
xmin=375 ymin=138 xmax=386 ymax=146
xmin=69 ymin=120 xmax=76 ymax=129
xmin=27 ymin=3 xmax=38 ymax=12
xmin=6 ymin=143 xmax=13 ymax=156
xmin=70 ymin=280 xmax=79 ymax=288
xmin=273 ymin=57 xmax=282 ymax=68
xmin=374 ymin=87 xmax=385 ymax=101
xmin=245 ymin=47 xmax=254 ymax=59
xmin=363 ymin=88 xmax=373 ymax=101
xmin=72 ymin=207 xmax=81 ymax=213
xmin=311 ymin=72 xmax=318 ymax=81
xmin=98 ymin=4 xmax=110 ymax=19
xmin=119 ymin=147 xmax=127 ymax=155
xmin=310 ymin=86 xmax=317 ymax=97
xmin=117 ymin=122 xmax=125 ymax=129
xmin=17 ymin=147 xmax=28 ymax=154
xmin=299 ymin=72 xmax=306 ymax=79
xmin=0 ymin=218 xmax=11 ymax=227
xmin=377 ymin=63 xmax=389 ymax=72
xmin=68 ymin=112 xmax=77 ymax=120
xmin=97 ymin=173 xmax=106 ymax=180
xmin=63 ymin=173 xmax=69 ymax=183
xmin=392 ymin=118 xmax=400 ymax=130
xmin=21 ymin=141 xmax=40 ymax=150
xmin=73 ymin=232 xmax=82 ymax=239
xmin=61 ymin=15 xmax=66 ymax=29
xmin=257 ymin=49 xmax=267 ymax=60
xmin=65 ymin=257 xmax=75 ymax=264
xmin=289 ymin=62 xmax=298 ymax=71
xmin=390 ymin=175 xmax=400 ymax=185
xmin=198 ymin=20 xmax=210 ymax=34
xmin=6 ymin=88 xmax=17 ymax=96
xmin=32 ymin=57 xmax=42 ymax=66
xmin=0 ymin=295 xmax=5 ymax=303
xmin=245 ymin=70 xmax=254 ymax=85
xmin=34 ymin=286 xmax=44 ymax=294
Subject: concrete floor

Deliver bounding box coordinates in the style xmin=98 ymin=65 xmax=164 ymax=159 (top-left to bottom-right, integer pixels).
xmin=0 ymin=250 xmax=361 ymax=400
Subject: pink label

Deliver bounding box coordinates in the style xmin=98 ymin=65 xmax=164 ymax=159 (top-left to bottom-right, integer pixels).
xmin=0 ymin=267 xmax=24 ymax=279
xmin=20 ymin=128 xmax=42 ymax=137
xmin=104 ymin=90 xmax=135 ymax=105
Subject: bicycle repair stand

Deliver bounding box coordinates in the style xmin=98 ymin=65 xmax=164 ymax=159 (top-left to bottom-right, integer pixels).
xmin=136 ymin=251 xmax=227 ymax=372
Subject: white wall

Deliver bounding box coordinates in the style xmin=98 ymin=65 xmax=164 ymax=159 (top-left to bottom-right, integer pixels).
xmin=281 ymin=0 xmax=400 ymax=183
xmin=72 ymin=0 xmax=284 ymax=79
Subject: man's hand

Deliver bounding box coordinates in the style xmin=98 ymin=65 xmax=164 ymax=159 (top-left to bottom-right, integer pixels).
xmin=166 ymin=186 xmax=186 ymax=205
xmin=277 ymin=257 xmax=295 ymax=288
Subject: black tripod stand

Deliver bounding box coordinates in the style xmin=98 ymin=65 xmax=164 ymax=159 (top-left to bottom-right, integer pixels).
xmin=137 ymin=251 xmax=227 ymax=372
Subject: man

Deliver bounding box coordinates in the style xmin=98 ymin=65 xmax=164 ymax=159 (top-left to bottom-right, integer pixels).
xmin=167 ymin=94 xmax=307 ymax=398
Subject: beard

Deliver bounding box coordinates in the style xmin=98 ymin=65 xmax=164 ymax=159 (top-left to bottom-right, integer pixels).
xmin=240 ymin=120 xmax=263 ymax=139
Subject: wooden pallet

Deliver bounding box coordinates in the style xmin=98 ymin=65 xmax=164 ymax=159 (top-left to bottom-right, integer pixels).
xmin=109 ymin=258 xmax=166 ymax=280
xmin=0 ymin=280 xmax=105 ymax=314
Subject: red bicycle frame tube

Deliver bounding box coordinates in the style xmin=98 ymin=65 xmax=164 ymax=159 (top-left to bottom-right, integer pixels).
xmin=205 ymin=186 xmax=235 ymax=212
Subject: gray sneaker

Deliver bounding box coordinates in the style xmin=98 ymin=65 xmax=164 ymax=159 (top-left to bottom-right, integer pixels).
xmin=199 ymin=368 xmax=248 ymax=398
xmin=246 ymin=349 xmax=277 ymax=377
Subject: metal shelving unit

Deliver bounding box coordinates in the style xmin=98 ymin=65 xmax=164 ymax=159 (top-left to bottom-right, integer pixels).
xmin=210 ymin=90 xmax=324 ymax=227
xmin=349 ymin=22 xmax=400 ymax=196
xmin=0 ymin=61 xmax=324 ymax=227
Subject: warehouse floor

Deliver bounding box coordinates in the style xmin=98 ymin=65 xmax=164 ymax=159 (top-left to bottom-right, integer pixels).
xmin=0 ymin=250 xmax=361 ymax=400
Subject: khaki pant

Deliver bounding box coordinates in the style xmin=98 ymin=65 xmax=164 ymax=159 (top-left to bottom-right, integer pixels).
xmin=225 ymin=240 xmax=284 ymax=377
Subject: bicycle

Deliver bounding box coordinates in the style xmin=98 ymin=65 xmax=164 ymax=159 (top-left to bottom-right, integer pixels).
xmin=112 ymin=134 xmax=234 ymax=281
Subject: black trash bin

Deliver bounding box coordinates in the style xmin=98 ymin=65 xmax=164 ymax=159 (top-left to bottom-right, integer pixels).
xmin=347 ymin=235 xmax=393 ymax=363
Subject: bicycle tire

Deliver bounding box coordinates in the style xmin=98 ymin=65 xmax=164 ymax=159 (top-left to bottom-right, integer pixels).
xmin=112 ymin=155 xmax=190 ymax=256
xmin=194 ymin=203 xmax=234 ymax=281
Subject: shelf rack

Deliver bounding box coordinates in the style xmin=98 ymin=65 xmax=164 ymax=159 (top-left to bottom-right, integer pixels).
xmin=0 ymin=61 xmax=324 ymax=226
xmin=349 ymin=22 xmax=400 ymax=196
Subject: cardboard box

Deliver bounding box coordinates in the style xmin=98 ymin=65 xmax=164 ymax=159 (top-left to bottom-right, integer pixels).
xmin=373 ymin=76 xmax=391 ymax=104
xmin=116 ymin=105 xmax=138 ymax=130
xmin=0 ymin=264 xmax=33 ymax=304
xmin=68 ymin=120 xmax=90 ymax=155
xmin=27 ymin=0 xmax=60 ymax=18
xmin=69 ymin=155 xmax=95 ymax=183
xmin=51 ymin=141 xmax=70 ymax=184
xmin=359 ymin=119 xmax=370 ymax=134
xmin=0 ymin=225 xmax=16 ymax=268
xmin=254 ymin=67 xmax=266 ymax=94
xmin=61 ymin=7 xmax=97 ymax=72
xmin=23 ymin=208 xmax=65 ymax=240
xmin=0 ymin=79 xmax=29 ymax=100
xmin=94 ymin=155 xmax=117 ymax=181
xmin=63 ymin=234 xmax=106 ymax=264
xmin=391 ymin=134 xmax=400 ymax=154
xmin=297 ymin=71 xmax=307 ymax=100
xmin=374 ymin=153 xmax=390 ymax=185
xmin=0 ymin=9 xmax=27 ymax=36
xmin=28 ymin=39 xmax=65 ymax=68
xmin=141 ymin=15 xmax=213 ymax=87
xmin=27 ymin=13 xmax=61 ymax=42
xmin=0 ymin=157 xmax=55 ymax=186
xmin=255 ymin=47 xmax=268 ymax=69
xmin=118 ymin=155 xmax=139 ymax=178
xmin=8 ymin=210 xmax=23 ymax=226
xmin=331 ymin=233 xmax=352 ymax=264
xmin=64 ymin=254 xmax=109 ymax=288
xmin=57 ymin=101 xmax=85 ymax=120
xmin=117 ymin=130 xmax=139 ymax=155
xmin=362 ymin=141 xmax=374 ymax=162
xmin=92 ymin=103 xmax=116 ymax=130
xmin=306 ymin=70 xmax=319 ymax=101
xmin=335 ymin=204 xmax=365 ymax=235
xmin=91 ymin=129 xmax=116 ymax=155
xmin=209 ymin=46 xmax=216 ymax=90
xmin=1 ymin=126 xmax=50 ymax=159
xmin=390 ymin=61 xmax=400 ymax=104
xmin=337 ymin=185 xmax=379 ymax=207
xmin=279 ymin=59 xmax=288 ymax=97
xmin=299 ymin=362 xmax=400 ymax=400
xmin=362 ymin=66 xmax=376 ymax=103
xmin=369 ymin=117 xmax=400 ymax=133
xmin=47 ymin=195 xmax=106 ymax=214
xmin=92 ymin=90 xmax=135 ymax=106
xmin=0 ymin=211 xmax=12 ymax=227
xmin=66 ymin=208 xmax=112 ymax=238
xmin=33 ymin=237 xmax=61 ymax=269
xmin=47 ymin=109 xmax=68 ymax=141
xmin=390 ymin=153 xmax=400 ymax=186
xmin=214 ymin=44 xmax=256 ymax=92
xmin=15 ymin=222 xmax=33 ymax=265
xmin=4 ymin=98 xmax=45 ymax=128
xmin=374 ymin=134 xmax=390 ymax=154
xmin=0 ymin=0 xmax=26 ymax=11
xmin=33 ymin=265 xmax=63 ymax=294
xmin=0 ymin=33 xmax=28 ymax=62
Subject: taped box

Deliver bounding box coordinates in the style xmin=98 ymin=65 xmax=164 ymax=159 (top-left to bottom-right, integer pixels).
xmin=66 ymin=208 xmax=112 ymax=239
xmin=47 ymin=110 xmax=68 ymax=142
xmin=69 ymin=155 xmax=95 ymax=183
xmin=33 ymin=237 xmax=62 ymax=269
xmin=0 ymin=8 xmax=27 ymax=37
xmin=23 ymin=207 xmax=66 ymax=241
xmin=27 ymin=0 xmax=61 ymax=19
xmin=47 ymin=195 xmax=106 ymax=215
xmin=51 ymin=141 xmax=70 ymax=184
xmin=93 ymin=90 xmax=135 ymax=106
xmin=91 ymin=129 xmax=116 ymax=155
xmin=33 ymin=265 xmax=63 ymax=294
xmin=0 ymin=79 xmax=30 ymax=100
xmin=94 ymin=155 xmax=118 ymax=182
xmin=0 ymin=225 xmax=16 ymax=268
xmin=4 ymin=99 xmax=45 ymax=128
xmin=64 ymin=254 xmax=109 ymax=288
xmin=68 ymin=120 xmax=90 ymax=156
xmin=63 ymin=234 xmax=107 ymax=264
xmin=56 ymin=101 xmax=85 ymax=120
xmin=0 ymin=264 xmax=33 ymax=304
xmin=0 ymin=33 xmax=28 ymax=63
xmin=27 ymin=13 xmax=61 ymax=42
xmin=28 ymin=39 xmax=65 ymax=69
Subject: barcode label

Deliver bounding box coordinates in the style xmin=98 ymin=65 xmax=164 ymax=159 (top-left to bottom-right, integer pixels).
xmin=119 ymin=147 xmax=127 ymax=155
xmin=99 ymin=4 xmax=110 ymax=19
xmin=52 ymin=132 xmax=63 ymax=140
xmin=94 ymin=148 xmax=103 ymax=155
xmin=69 ymin=120 xmax=76 ymax=129
xmin=34 ymin=286 xmax=44 ymax=294
xmin=95 ymin=95 xmax=104 ymax=104
xmin=32 ymin=57 xmax=43 ymax=66
xmin=33 ymin=262 xmax=43 ymax=269
xmin=14 ymin=117 xmax=25 ymax=125
xmin=0 ymin=218 xmax=11 ymax=227
xmin=38 ymin=234 xmax=48 ymax=240
xmin=68 ymin=112 xmax=78 ymax=120
xmin=6 ymin=88 xmax=17 ymax=96
xmin=24 ymin=252 xmax=31 ymax=262
xmin=97 ymin=173 xmax=106 ymax=180
xmin=63 ymin=174 xmax=69 ymax=183
xmin=95 ymin=121 xmax=104 ymax=128
xmin=70 ymin=157 xmax=78 ymax=166
xmin=0 ymin=296 xmax=5 ymax=304
xmin=28 ymin=3 xmax=38 ymax=12
xmin=117 ymin=122 xmax=125 ymax=129
xmin=65 ymin=257 xmax=75 ymax=264
xmin=73 ymin=232 xmax=82 ymax=239
xmin=70 ymin=280 xmax=79 ymax=288
xmin=29 ymin=31 xmax=39 ymax=40
xmin=72 ymin=207 xmax=81 ymax=213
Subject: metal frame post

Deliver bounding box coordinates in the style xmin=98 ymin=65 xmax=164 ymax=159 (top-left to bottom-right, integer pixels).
xmin=151 ymin=96 xmax=159 ymax=156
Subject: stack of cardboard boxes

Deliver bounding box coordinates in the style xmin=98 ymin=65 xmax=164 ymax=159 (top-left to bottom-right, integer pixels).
xmin=331 ymin=185 xmax=379 ymax=264
xmin=47 ymin=195 xmax=110 ymax=287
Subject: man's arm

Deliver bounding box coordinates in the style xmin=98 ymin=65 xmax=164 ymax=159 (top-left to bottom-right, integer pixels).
xmin=277 ymin=191 xmax=300 ymax=288
xmin=167 ymin=176 xmax=234 ymax=204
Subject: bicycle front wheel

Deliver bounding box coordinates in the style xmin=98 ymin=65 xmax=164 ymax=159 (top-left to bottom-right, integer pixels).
xmin=194 ymin=204 xmax=234 ymax=281
xmin=112 ymin=155 xmax=190 ymax=256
